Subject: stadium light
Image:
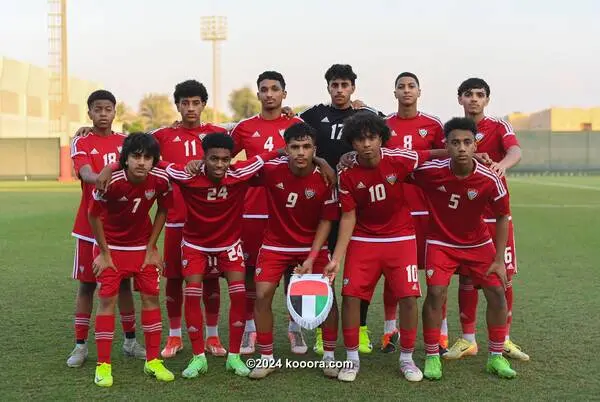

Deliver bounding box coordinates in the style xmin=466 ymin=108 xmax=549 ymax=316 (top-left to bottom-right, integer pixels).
xmin=200 ymin=16 xmax=227 ymax=123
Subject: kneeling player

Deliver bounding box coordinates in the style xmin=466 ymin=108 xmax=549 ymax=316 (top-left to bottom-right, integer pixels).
xmin=249 ymin=122 xmax=340 ymax=379
xmin=89 ymin=133 xmax=174 ymax=387
xmin=411 ymin=117 xmax=516 ymax=380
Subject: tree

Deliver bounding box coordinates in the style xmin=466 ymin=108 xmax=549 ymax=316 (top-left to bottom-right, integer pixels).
xmin=138 ymin=94 xmax=178 ymax=130
xmin=203 ymin=107 xmax=231 ymax=124
xmin=115 ymin=101 xmax=144 ymax=133
xmin=292 ymin=105 xmax=310 ymax=114
xmin=228 ymin=87 xmax=261 ymax=120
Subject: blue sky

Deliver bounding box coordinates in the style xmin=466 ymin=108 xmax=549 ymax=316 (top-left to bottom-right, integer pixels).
xmin=1 ymin=0 xmax=599 ymax=120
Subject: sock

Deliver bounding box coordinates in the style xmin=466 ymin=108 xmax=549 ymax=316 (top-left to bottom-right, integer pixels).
xmin=95 ymin=314 xmax=115 ymax=364
xmin=488 ymin=325 xmax=506 ymax=355
xmin=359 ymin=300 xmax=369 ymax=327
xmin=75 ymin=313 xmax=91 ymax=343
xmin=203 ymin=277 xmax=220 ymax=327
xmin=323 ymin=350 xmax=335 ymax=359
xmin=120 ymin=310 xmax=136 ymax=336
xmin=423 ymin=327 xmax=440 ymax=356
xmin=245 ymin=319 xmax=256 ymax=333
xmin=459 ymin=282 xmax=478 ymax=339
xmin=440 ymin=301 xmax=448 ymax=336
xmin=343 ymin=327 xmax=359 ymax=361
xmin=399 ymin=327 xmax=417 ymax=361
xmin=440 ymin=318 xmax=448 ymax=337
xmin=384 ymin=320 xmax=397 ymax=334
xmin=463 ymin=333 xmax=476 ymax=343
xmin=383 ymin=281 xmax=398 ymax=322
xmin=322 ymin=326 xmax=338 ymax=352
xmin=246 ymin=288 xmax=256 ymax=322
xmin=505 ymin=282 xmax=513 ymax=339
xmin=184 ymin=282 xmax=205 ymax=355
xmin=166 ymin=278 xmax=184 ymax=335
xmin=261 ymin=354 xmax=274 ymax=361
xmin=257 ymin=331 xmax=274 ymax=356
xmin=228 ymin=281 xmax=246 ymax=354
xmin=288 ymin=320 xmax=301 ymax=333
xmin=141 ymin=308 xmax=162 ymax=361
xmin=206 ymin=326 xmax=218 ymax=337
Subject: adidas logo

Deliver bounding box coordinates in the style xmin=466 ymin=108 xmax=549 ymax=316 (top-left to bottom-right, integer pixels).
xmin=412 ymin=284 xmax=419 ymax=291
xmin=321 ymin=116 xmax=329 ymax=123
xmin=90 ymin=148 xmax=99 ymax=155
xmin=357 ymin=181 xmax=366 ymax=189
xmin=276 ymin=182 xmax=284 ymax=190
xmin=391 ymin=130 xmax=397 ymax=137
xmin=117 ymin=146 xmax=122 ymax=153
xmin=188 ymin=326 xmax=199 ymax=332
xmin=252 ymin=131 xmax=260 ymax=138
xmin=118 ymin=196 xmax=128 ymax=201
xmin=232 ymin=321 xmax=244 ymax=327
xmin=437 ymin=186 xmax=447 ymax=192
xmin=173 ymin=136 xmax=181 ymax=142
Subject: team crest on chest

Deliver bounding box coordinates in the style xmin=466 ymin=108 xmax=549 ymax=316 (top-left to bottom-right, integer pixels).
xmin=419 ymin=129 xmax=428 ymax=137
xmin=386 ymin=174 xmax=398 ymax=185
xmin=305 ymin=188 xmax=316 ymax=199
xmin=467 ymin=188 xmax=478 ymax=200
xmin=145 ymin=189 xmax=155 ymax=200
xmin=475 ymin=133 xmax=484 ymax=142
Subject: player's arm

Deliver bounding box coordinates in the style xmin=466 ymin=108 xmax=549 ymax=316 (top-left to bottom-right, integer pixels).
xmin=296 ymin=219 xmax=333 ymax=276
xmin=79 ymin=165 xmax=100 ymax=184
xmin=88 ymin=191 xmax=115 ymax=276
xmin=314 ymin=157 xmax=336 ymax=187
xmin=323 ymin=209 xmax=355 ymax=283
xmin=70 ymin=137 xmax=99 ymax=184
xmin=490 ymin=121 xmax=522 ymax=176
xmin=486 ymin=180 xmax=511 ymax=288
xmin=143 ymin=207 xmax=168 ymax=272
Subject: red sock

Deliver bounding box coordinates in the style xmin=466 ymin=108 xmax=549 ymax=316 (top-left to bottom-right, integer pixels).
xmin=166 ymin=278 xmax=183 ymax=330
xmin=203 ymin=277 xmax=221 ymax=327
xmin=383 ymin=280 xmax=398 ymax=321
xmin=399 ymin=327 xmax=417 ymax=354
xmin=343 ymin=327 xmax=359 ymax=352
xmin=488 ymin=325 xmax=506 ymax=354
xmin=95 ymin=314 xmax=115 ymax=364
xmin=423 ymin=327 xmax=440 ymax=356
xmin=322 ymin=326 xmax=338 ymax=352
xmin=228 ymin=281 xmax=246 ymax=354
xmin=459 ymin=282 xmax=478 ymax=334
xmin=257 ymin=331 xmax=274 ymax=355
xmin=245 ymin=289 xmax=256 ymax=322
xmin=75 ymin=313 xmax=91 ymax=342
xmin=505 ymin=282 xmax=513 ymax=336
xmin=142 ymin=308 xmax=162 ymax=361
xmin=120 ymin=310 xmax=136 ymax=333
xmin=184 ymin=282 xmax=204 ymax=355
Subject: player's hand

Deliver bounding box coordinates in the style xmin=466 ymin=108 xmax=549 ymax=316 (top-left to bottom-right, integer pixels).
xmin=474 ymin=152 xmax=493 ymax=165
xmin=170 ymin=120 xmax=181 ymax=128
xmin=315 ymin=158 xmax=336 ymax=187
xmin=185 ymin=160 xmax=203 ymax=175
xmin=95 ymin=167 xmax=114 ymax=192
xmin=295 ymin=258 xmax=314 ymax=276
xmin=351 ymin=99 xmax=366 ymax=109
xmin=281 ymin=106 xmax=296 ymax=119
xmin=486 ymin=259 xmax=508 ymax=289
xmin=337 ymin=151 xmax=356 ymax=170
xmin=142 ymin=247 xmax=164 ymax=272
xmin=323 ymin=259 xmax=340 ymax=284
xmin=74 ymin=126 xmax=93 ymax=137
xmin=489 ymin=162 xmax=506 ymax=178
xmin=93 ymin=251 xmax=115 ymax=277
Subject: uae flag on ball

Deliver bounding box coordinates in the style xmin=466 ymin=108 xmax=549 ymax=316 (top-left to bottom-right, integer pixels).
xmin=287 ymin=274 xmax=334 ymax=330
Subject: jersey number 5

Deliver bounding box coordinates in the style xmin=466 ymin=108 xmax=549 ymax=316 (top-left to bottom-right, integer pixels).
xmin=448 ymin=194 xmax=460 ymax=209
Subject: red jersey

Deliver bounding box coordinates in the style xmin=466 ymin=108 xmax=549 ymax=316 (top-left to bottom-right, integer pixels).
xmin=230 ymin=115 xmax=304 ymax=218
xmin=161 ymin=152 xmax=278 ymax=251
xmin=338 ymin=148 xmax=429 ymax=242
xmin=385 ymin=112 xmax=445 ymax=215
xmin=411 ymin=158 xmax=510 ymax=247
xmin=70 ymin=132 xmax=127 ymax=242
xmin=150 ymin=123 xmax=227 ymax=226
xmin=259 ymin=157 xmax=340 ymax=251
xmin=89 ymin=168 xmax=172 ymax=250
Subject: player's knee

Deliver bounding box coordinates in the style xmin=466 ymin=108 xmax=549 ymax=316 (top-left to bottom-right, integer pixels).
xmin=140 ymin=294 xmax=160 ymax=309
xmin=98 ymin=296 xmax=117 ymax=313
xmin=485 ymin=286 xmax=507 ymax=310
xmin=425 ymin=287 xmax=446 ymax=308
xmin=398 ymin=296 xmax=417 ymax=311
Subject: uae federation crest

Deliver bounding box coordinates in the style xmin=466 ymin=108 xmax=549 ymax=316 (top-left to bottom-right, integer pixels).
xmin=467 ymin=189 xmax=478 ymax=200
xmin=386 ymin=174 xmax=398 ymax=185
xmin=144 ymin=189 xmax=155 ymax=200
xmin=305 ymin=188 xmax=316 ymax=199
xmin=287 ymin=274 xmax=334 ymax=330
xmin=475 ymin=133 xmax=484 ymax=142
xmin=419 ymin=128 xmax=428 ymax=137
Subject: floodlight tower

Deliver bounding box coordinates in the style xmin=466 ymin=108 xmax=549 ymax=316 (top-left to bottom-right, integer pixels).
xmin=48 ymin=0 xmax=71 ymax=180
xmin=200 ymin=16 xmax=227 ymax=123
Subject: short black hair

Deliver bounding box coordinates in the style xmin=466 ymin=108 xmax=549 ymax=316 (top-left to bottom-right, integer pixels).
xmin=342 ymin=111 xmax=390 ymax=146
xmin=257 ymin=71 xmax=286 ymax=90
xmin=394 ymin=72 xmax=420 ymax=87
xmin=87 ymin=90 xmax=116 ymax=109
xmin=457 ymin=78 xmax=490 ymax=97
xmin=173 ymin=80 xmax=208 ymax=104
xmin=119 ymin=132 xmax=161 ymax=169
xmin=283 ymin=122 xmax=316 ymax=144
xmin=324 ymin=64 xmax=357 ymax=85
xmin=443 ymin=117 xmax=478 ymax=138
xmin=201 ymin=132 xmax=234 ymax=152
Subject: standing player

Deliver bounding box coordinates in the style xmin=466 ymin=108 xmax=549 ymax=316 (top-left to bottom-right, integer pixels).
xmin=380 ymin=72 xmax=446 ymax=353
xmin=444 ymin=78 xmax=528 ymax=361
xmin=411 ymin=117 xmax=516 ymax=380
xmin=300 ymin=64 xmax=380 ymax=355
xmin=67 ymin=90 xmax=144 ymax=368
xmin=229 ymin=71 xmax=305 ymax=355
xmin=249 ymin=123 xmax=340 ymax=380
xmin=325 ymin=112 xmax=431 ymax=383
xmin=89 ymin=133 xmax=174 ymax=387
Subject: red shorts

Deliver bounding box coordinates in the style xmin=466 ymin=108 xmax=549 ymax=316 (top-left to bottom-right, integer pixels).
xmin=93 ymin=246 xmax=160 ymax=298
xmin=411 ymin=213 xmax=429 ymax=270
xmin=255 ymin=248 xmax=330 ymax=283
xmin=163 ymin=226 xmax=183 ymax=279
xmin=485 ymin=217 xmax=517 ymax=279
xmin=72 ymin=238 xmax=96 ymax=283
xmin=425 ymin=241 xmax=502 ymax=288
xmin=342 ymin=239 xmax=421 ymax=302
xmin=241 ymin=218 xmax=267 ymax=268
xmin=181 ymin=242 xmax=245 ymax=278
